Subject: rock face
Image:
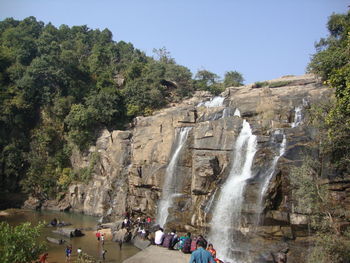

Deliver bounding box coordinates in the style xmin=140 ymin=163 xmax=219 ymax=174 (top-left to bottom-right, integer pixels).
xmin=61 ymin=75 xmax=348 ymax=262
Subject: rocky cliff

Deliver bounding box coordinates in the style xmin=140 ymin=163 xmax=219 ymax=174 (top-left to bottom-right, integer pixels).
xmin=58 ymin=74 xmax=347 ymax=262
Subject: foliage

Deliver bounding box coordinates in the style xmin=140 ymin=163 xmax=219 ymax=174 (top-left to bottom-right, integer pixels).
xmin=75 ymin=151 xmax=100 ymax=183
xmin=0 ymin=16 xmax=244 ymax=200
xmin=307 ymin=11 xmax=350 ymax=174
xmin=75 ymin=252 xmax=97 ymax=263
xmin=194 ymin=69 xmax=224 ymax=95
xmin=223 ymin=70 xmax=244 ymax=87
xmin=252 ymin=81 xmax=269 ymax=88
xmin=268 ymin=80 xmax=291 ymax=88
xmin=308 ymin=231 xmax=350 ymax=263
xmin=0 ymin=221 xmax=46 ymax=263
xmin=289 ymin=158 xmax=350 ymax=263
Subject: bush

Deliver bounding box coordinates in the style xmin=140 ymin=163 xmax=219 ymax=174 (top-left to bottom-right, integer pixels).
xmin=268 ymin=80 xmax=291 ymax=88
xmin=252 ymin=81 xmax=269 ymax=88
xmin=0 ymin=222 xmax=46 ymax=263
xmin=289 ymin=157 xmax=350 ymax=262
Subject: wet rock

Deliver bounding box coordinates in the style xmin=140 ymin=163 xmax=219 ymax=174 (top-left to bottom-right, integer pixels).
xmin=22 ymin=196 xmax=42 ymax=210
xmin=132 ymin=235 xmax=151 ymax=250
xmin=46 ymin=236 xmax=66 ymax=244
xmin=290 ymin=214 xmax=308 ymax=225
xmin=112 ymin=228 xmax=132 ymax=243
xmin=52 ymin=228 xmax=84 ymax=238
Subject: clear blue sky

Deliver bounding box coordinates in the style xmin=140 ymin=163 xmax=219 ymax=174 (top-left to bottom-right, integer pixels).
xmin=0 ymin=0 xmax=348 ymax=84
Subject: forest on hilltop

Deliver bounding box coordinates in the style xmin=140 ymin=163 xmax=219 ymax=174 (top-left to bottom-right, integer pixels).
xmin=0 ymin=16 xmax=244 ymax=203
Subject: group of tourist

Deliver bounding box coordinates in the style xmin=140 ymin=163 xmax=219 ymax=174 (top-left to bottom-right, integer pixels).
xmin=153 ymin=227 xmax=223 ymax=263
xmin=95 ymin=230 xmax=108 ymax=260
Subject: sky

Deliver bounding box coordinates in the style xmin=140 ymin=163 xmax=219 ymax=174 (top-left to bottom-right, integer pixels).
xmin=0 ymin=0 xmax=348 ymax=84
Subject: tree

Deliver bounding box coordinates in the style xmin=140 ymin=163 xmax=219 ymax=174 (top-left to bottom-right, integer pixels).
xmin=152 ymin=47 xmax=175 ymax=64
xmin=223 ymin=70 xmax=244 ymax=87
xmin=307 ymin=11 xmax=350 ymax=173
xmin=289 ymin=158 xmax=350 ymax=263
xmin=0 ymin=222 xmax=46 ymax=263
xmin=194 ymin=69 xmax=223 ymax=95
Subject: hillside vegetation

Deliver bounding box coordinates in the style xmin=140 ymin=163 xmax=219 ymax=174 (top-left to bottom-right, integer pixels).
xmin=0 ymin=17 xmax=243 ymax=201
xmin=294 ymin=10 xmax=350 ymax=263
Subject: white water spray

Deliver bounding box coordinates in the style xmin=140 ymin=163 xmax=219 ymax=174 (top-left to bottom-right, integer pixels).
xmin=291 ymin=106 xmax=303 ymax=128
xmin=156 ymin=127 xmax=192 ymax=227
xmin=209 ymin=120 xmax=257 ymax=262
xmin=234 ymin=108 xmax=241 ymax=117
xmin=197 ymin=96 xmax=225 ymax=108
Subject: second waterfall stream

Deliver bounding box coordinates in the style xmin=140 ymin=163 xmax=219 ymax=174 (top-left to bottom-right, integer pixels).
xmin=208 ymin=119 xmax=257 ymax=262
xmin=156 ymin=127 xmax=192 ymax=228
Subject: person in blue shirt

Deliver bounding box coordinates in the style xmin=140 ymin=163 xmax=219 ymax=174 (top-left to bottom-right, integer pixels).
xmin=189 ymin=239 xmax=215 ymax=263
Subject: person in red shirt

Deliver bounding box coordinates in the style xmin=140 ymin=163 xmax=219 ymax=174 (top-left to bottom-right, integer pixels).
xmin=39 ymin=253 xmax=48 ymax=263
xmin=207 ymin=244 xmax=222 ymax=263
xmin=96 ymin=231 xmax=101 ymax=241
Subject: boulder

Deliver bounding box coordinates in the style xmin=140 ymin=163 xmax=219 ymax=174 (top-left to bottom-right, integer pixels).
xmin=131 ymin=235 xmax=151 ymax=250
xmin=112 ymin=228 xmax=132 ymax=243
xmin=46 ymin=236 xmax=65 ymax=245
xmin=52 ymin=228 xmax=84 ymax=238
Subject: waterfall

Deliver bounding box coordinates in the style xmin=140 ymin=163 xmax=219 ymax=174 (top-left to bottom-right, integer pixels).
xmin=234 ymin=108 xmax=241 ymax=117
xmin=197 ymin=96 xmax=225 ymax=107
xmin=156 ymin=127 xmax=192 ymax=227
xmin=260 ymin=131 xmax=286 ymax=196
xmin=222 ymin=108 xmax=230 ymax=118
xmin=209 ymin=120 xmax=257 ymax=262
xmin=255 ymin=131 xmax=287 ymax=226
xmin=291 ymin=106 xmax=303 ymax=128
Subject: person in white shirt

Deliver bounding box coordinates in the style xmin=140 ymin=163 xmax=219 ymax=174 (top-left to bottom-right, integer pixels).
xmin=154 ymin=227 xmax=165 ymax=245
xmin=101 ymin=234 xmax=105 ymax=245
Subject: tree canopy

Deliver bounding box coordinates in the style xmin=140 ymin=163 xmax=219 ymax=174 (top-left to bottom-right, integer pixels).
xmin=0 ymin=221 xmax=46 ymax=263
xmin=308 ymin=10 xmax=350 ymax=174
xmin=0 ymin=17 xmax=244 ymax=200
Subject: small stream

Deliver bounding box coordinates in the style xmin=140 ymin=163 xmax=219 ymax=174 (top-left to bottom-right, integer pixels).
xmin=0 ymin=209 xmax=139 ymax=263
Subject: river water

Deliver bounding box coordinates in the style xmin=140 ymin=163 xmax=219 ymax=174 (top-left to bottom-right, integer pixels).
xmin=0 ymin=209 xmax=139 ymax=263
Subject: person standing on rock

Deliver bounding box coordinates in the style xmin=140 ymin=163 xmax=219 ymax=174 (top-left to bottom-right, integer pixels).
xmin=189 ymin=240 xmax=215 ymax=263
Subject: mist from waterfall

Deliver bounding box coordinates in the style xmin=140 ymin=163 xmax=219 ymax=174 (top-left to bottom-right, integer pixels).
xmin=156 ymin=127 xmax=192 ymax=228
xmin=208 ymin=120 xmax=257 ymax=262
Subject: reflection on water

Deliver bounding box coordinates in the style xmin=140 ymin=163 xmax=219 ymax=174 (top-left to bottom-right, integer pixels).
xmin=0 ymin=209 xmax=139 ymax=263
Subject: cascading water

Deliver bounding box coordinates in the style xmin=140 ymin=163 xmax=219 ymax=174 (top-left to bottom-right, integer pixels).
xmin=156 ymin=127 xmax=192 ymax=227
xmin=197 ymin=96 xmax=225 ymax=108
xmin=255 ymin=130 xmax=287 ymax=226
xmin=260 ymin=131 xmax=286 ymax=197
xmin=208 ymin=120 xmax=257 ymax=262
xmin=234 ymin=108 xmax=241 ymax=117
xmin=291 ymin=106 xmax=303 ymax=128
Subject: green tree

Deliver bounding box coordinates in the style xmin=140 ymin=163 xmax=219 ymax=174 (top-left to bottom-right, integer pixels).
xmin=289 ymin=158 xmax=350 ymax=263
xmin=194 ymin=69 xmax=223 ymax=95
xmin=223 ymin=70 xmax=244 ymax=87
xmin=308 ymin=11 xmax=350 ymax=173
xmin=0 ymin=222 xmax=46 ymax=263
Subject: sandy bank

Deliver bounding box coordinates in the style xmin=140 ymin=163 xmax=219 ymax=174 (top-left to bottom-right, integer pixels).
xmin=123 ymin=245 xmax=191 ymax=263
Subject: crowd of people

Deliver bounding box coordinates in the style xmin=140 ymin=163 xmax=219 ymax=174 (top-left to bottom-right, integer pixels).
xmin=152 ymin=227 xmax=223 ymax=263
xmin=38 ymin=214 xmax=287 ymax=263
